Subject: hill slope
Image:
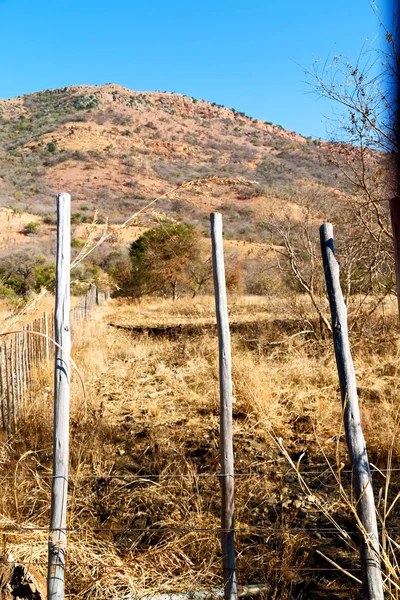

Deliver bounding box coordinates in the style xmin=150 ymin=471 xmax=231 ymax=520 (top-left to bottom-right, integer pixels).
xmin=0 ymin=84 xmax=343 ymax=229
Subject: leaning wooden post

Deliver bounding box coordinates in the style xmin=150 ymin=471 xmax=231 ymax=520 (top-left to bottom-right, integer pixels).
xmin=48 ymin=193 xmax=71 ymax=600
xmin=211 ymin=212 xmax=238 ymax=600
xmin=320 ymin=223 xmax=384 ymax=600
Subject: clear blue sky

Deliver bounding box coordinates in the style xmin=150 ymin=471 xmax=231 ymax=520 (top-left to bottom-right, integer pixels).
xmin=0 ymin=0 xmax=391 ymax=139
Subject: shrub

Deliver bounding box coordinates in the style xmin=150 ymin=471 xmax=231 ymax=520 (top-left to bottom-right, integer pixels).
xmin=46 ymin=140 xmax=57 ymax=153
xmin=23 ymin=221 xmax=40 ymax=235
xmin=0 ymin=282 xmax=17 ymax=299
xmin=43 ymin=214 xmax=57 ymax=225
xmin=71 ymin=212 xmax=82 ymax=224
xmin=70 ymin=263 xmax=101 ymax=294
xmin=71 ymin=238 xmax=85 ymax=248
xmin=0 ymin=248 xmax=54 ymax=297
xmin=107 ymin=223 xmax=210 ymax=300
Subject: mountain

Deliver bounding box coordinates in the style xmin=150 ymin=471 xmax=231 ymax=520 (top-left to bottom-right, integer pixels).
xmin=0 ymin=84 xmax=344 ymax=235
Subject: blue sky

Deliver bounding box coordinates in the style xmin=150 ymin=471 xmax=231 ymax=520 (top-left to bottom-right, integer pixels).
xmin=0 ymin=0 xmax=390 ymax=139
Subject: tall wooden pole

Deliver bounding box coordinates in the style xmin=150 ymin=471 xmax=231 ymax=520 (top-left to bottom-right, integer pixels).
xmin=48 ymin=193 xmax=71 ymax=600
xmin=320 ymin=223 xmax=384 ymax=600
xmin=210 ymin=212 xmax=238 ymax=600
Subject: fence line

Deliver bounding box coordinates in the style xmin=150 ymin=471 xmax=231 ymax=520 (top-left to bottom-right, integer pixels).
xmin=0 ymin=286 xmax=109 ymax=437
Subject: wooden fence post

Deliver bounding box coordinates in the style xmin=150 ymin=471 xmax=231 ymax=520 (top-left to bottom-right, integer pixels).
xmin=211 ymin=212 xmax=238 ymax=600
xmin=320 ymin=223 xmax=384 ymax=600
xmin=48 ymin=193 xmax=71 ymax=600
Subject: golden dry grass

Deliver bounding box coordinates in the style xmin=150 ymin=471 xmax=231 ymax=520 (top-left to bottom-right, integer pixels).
xmin=0 ymin=294 xmax=399 ymax=598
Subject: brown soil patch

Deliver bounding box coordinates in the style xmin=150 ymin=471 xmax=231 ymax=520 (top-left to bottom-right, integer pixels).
xmin=0 ymin=209 xmax=47 ymax=252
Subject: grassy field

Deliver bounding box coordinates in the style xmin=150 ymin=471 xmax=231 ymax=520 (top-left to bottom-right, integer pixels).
xmin=0 ymin=293 xmax=398 ymax=599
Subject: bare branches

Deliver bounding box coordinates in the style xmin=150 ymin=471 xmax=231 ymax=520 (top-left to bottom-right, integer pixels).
xmin=305 ymin=39 xmax=397 ymax=153
xmin=264 ymin=201 xmax=332 ymax=334
xmin=302 ymin=10 xmax=398 ymax=318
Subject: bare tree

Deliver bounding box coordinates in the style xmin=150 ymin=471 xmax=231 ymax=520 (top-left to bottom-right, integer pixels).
xmin=266 ymin=207 xmax=332 ymax=335
xmin=264 ymin=187 xmax=394 ymax=335
xmin=304 ymin=6 xmax=399 ymax=310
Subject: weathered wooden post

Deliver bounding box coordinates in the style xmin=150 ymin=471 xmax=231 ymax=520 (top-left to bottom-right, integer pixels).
xmin=320 ymin=223 xmax=384 ymax=600
xmin=48 ymin=193 xmax=71 ymax=600
xmin=210 ymin=212 xmax=238 ymax=600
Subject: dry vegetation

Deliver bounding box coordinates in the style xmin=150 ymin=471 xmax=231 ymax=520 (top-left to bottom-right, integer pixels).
xmin=0 ymin=84 xmax=342 ymax=233
xmin=0 ymin=293 xmax=398 ymax=599
xmin=0 ymin=81 xmax=397 ymax=600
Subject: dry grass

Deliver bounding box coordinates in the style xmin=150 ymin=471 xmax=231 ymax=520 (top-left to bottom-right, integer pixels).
xmin=0 ymin=294 xmax=398 ymax=598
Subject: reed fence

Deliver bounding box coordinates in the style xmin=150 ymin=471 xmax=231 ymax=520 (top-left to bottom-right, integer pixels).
xmin=0 ymin=286 xmax=109 ymax=437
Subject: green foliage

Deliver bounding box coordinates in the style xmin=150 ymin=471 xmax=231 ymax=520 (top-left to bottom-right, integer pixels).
xmin=102 ymin=249 xmax=134 ymax=297
xmin=130 ymin=222 xmax=210 ymax=299
xmin=0 ymin=249 xmax=54 ymax=297
xmin=46 ymin=140 xmax=57 ymax=153
xmin=35 ymin=263 xmax=56 ymax=291
xmin=71 ymin=212 xmax=83 ymax=224
xmin=108 ymin=223 xmax=207 ymax=299
xmin=23 ymin=221 xmax=40 ymax=235
xmin=70 ymin=263 xmax=101 ymax=295
xmin=71 ymin=238 xmax=85 ymax=248
xmin=0 ymin=282 xmax=18 ymax=300
xmin=72 ymin=94 xmax=100 ymax=111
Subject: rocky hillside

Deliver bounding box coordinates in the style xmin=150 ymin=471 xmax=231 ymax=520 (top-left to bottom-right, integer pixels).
xmin=0 ymin=84 xmax=344 ymax=232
